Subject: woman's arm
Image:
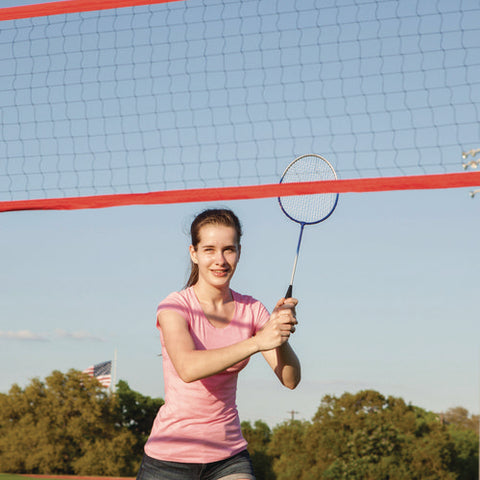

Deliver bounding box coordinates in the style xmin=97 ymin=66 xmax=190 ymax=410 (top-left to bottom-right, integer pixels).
xmin=158 ymin=297 xmax=299 ymax=384
xmin=259 ymin=298 xmax=301 ymax=389
xmin=158 ymin=309 xmax=259 ymax=382
xmin=261 ymin=342 xmax=301 ymax=390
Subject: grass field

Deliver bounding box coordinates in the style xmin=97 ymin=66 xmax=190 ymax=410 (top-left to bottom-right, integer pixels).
xmin=0 ymin=476 xmax=83 ymax=480
xmin=1 ymin=475 xmax=41 ymax=480
xmin=1 ymin=476 xmax=42 ymax=480
xmin=0 ymin=475 xmax=134 ymax=480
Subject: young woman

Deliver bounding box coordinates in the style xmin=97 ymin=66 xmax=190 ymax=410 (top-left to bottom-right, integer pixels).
xmin=137 ymin=208 xmax=301 ymax=480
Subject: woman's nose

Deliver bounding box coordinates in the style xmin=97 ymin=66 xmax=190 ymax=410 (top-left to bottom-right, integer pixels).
xmin=214 ymin=251 xmax=226 ymax=263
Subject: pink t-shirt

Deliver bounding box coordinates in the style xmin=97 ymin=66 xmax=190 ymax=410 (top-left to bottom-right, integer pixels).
xmin=144 ymin=286 xmax=270 ymax=463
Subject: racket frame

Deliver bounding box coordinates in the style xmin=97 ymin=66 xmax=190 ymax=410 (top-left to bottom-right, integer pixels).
xmin=278 ymin=154 xmax=339 ymax=298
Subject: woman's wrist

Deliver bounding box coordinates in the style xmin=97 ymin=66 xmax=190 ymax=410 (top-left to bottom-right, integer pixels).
xmin=249 ymin=335 xmax=262 ymax=354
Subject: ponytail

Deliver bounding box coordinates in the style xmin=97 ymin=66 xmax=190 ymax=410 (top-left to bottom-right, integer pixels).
xmin=186 ymin=263 xmax=199 ymax=288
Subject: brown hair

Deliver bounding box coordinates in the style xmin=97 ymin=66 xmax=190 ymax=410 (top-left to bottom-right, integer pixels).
xmin=185 ymin=208 xmax=242 ymax=288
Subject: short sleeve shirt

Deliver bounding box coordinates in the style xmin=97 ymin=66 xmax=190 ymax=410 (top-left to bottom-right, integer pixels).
xmin=144 ymin=287 xmax=270 ymax=463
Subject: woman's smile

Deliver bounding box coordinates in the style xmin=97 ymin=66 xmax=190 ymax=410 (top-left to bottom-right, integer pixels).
xmin=190 ymin=224 xmax=240 ymax=289
xmin=211 ymin=268 xmax=229 ymax=276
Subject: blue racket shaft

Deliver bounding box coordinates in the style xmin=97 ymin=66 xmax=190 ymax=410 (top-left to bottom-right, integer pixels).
xmin=285 ymin=223 xmax=305 ymax=299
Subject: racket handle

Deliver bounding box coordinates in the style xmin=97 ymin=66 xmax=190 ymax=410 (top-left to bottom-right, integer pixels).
xmin=285 ymin=284 xmax=293 ymax=299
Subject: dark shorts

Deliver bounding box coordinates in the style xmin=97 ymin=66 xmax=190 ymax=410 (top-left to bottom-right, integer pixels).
xmin=136 ymin=450 xmax=256 ymax=480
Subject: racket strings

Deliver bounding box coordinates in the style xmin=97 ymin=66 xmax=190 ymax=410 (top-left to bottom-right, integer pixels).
xmin=279 ymin=155 xmax=338 ymax=224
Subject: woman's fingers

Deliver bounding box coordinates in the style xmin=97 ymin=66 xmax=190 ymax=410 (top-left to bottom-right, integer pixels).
xmin=255 ymin=298 xmax=299 ymax=350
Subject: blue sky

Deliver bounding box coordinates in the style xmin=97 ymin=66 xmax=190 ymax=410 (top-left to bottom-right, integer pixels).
xmin=1 ymin=0 xmax=480 ymax=427
xmin=1 ymin=187 xmax=479 ymax=426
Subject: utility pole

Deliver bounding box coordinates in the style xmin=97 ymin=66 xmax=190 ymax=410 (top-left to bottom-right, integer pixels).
xmin=287 ymin=410 xmax=299 ymax=421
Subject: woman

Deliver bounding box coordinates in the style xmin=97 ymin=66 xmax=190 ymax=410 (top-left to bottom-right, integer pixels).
xmin=137 ymin=208 xmax=301 ymax=480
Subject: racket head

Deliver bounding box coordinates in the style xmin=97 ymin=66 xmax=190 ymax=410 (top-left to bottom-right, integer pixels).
xmin=278 ymin=153 xmax=339 ymax=225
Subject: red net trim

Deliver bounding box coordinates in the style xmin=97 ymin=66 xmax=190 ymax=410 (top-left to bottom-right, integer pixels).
xmin=1 ymin=171 xmax=480 ymax=212
xmin=0 ymin=0 xmax=184 ymax=21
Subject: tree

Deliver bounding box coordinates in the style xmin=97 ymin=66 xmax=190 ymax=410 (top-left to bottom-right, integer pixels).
xmin=403 ymin=409 xmax=456 ymax=480
xmin=242 ymin=420 xmax=275 ymax=480
xmin=277 ymin=390 xmax=462 ymax=480
xmin=0 ymin=370 xmax=137 ymax=475
xmin=2 ymin=377 xmax=477 ymax=479
xmin=114 ymin=379 xmax=164 ymax=469
xmin=443 ymin=407 xmax=479 ymax=434
xmin=443 ymin=407 xmax=479 ymax=480
xmin=268 ymin=419 xmax=313 ymax=480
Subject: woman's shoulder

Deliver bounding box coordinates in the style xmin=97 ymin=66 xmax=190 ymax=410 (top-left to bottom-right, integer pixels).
xmin=231 ymin=289 xmax=266 ymax=310
xmin=231 ymin=289 xmax=270 ymax=331
xmin=158 ymin=287 xmax=195 ymax=311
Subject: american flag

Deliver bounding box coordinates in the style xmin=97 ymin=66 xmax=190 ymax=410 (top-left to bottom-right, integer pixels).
xmin=82 ymin=360 xmax=112 ymax=388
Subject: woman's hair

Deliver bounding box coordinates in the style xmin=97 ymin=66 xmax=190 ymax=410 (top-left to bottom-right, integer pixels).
xmin=185 ymin=208 xmax=242 ymax=288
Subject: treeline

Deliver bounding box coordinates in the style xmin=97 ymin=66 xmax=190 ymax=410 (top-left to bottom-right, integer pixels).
xmin=243 ymin=391 xmax=479 ymax=480
xmin=0 ymin=370 xmax=162 ymax=476
xmin=0 ymin=371 xmax=478 ymax=479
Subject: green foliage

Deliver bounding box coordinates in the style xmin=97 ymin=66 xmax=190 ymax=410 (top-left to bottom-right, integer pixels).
xmin=268 ymin=419 xmax=315 ymax=480
xmin=447 ymin=422 xmax=479 ymax=480
xmin=1 ymin=376 xmax=477 ymax=480
xmin=0 ymin=371 xmax=163 ymax=476
xmin=444 ymin=406 xmax=480 ymax=435
xmin=242 ymin=420 xmax=275 ymax=480
xmin=114 ymin=379 xmax=164 ymax=469
xmin=267 ymin=390 xmax=478 ymax=480
xmin=71 ymin=431 xmax=136 ymax=475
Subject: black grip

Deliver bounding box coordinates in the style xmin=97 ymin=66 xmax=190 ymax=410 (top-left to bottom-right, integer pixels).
xmin=284 ymin=284 xmax=293 ymax=299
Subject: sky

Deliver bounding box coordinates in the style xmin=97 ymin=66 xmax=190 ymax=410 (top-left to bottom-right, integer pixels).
xmin=1 ymin=187 xmax=479 ymax=427
xmin=1 ymin=0 xmax=480 ymax=428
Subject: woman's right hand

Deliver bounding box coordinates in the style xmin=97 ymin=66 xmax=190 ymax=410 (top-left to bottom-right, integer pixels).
xmin=254 ymin=298 xmax=298 ymax=351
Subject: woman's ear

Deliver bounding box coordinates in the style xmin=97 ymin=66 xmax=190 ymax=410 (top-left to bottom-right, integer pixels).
xmin=189 ymin=245 xmax=198 ymax=264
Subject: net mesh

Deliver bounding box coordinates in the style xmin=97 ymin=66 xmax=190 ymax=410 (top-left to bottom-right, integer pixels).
xmin=279 ymin=155 xmax=338 ymax=224
xmin=1 ymin=0 xmax=479 ymax=204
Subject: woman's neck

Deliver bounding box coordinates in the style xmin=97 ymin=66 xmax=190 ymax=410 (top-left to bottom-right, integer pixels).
xmin=192 ymin=281 xmax=232 ymax=307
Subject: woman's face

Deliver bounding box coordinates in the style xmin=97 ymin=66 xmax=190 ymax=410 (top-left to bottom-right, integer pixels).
xmin=189 ymin=224 xmax=240 ymax=288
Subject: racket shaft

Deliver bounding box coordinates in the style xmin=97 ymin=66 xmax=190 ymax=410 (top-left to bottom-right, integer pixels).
xmin=288 ymin=252 xmax=299 ymax=287
xmin=285 ymin=224 xmax=305 ymax=298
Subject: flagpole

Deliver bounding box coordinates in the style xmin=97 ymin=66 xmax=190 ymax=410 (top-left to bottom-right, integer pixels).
xmin=112 ymin=348 xmax=117 ymax=394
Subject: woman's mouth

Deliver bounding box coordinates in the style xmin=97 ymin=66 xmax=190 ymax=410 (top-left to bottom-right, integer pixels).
xmin=211 ymin=269 xmax=229 ymax=277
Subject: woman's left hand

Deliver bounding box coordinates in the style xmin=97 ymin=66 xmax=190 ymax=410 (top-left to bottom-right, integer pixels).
xmin=253 ymin=297 xmax=298 ymax=351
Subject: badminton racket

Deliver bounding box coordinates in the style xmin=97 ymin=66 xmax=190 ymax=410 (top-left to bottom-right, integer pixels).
xmin=278 ymin=154 xmax=339 ymax=298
